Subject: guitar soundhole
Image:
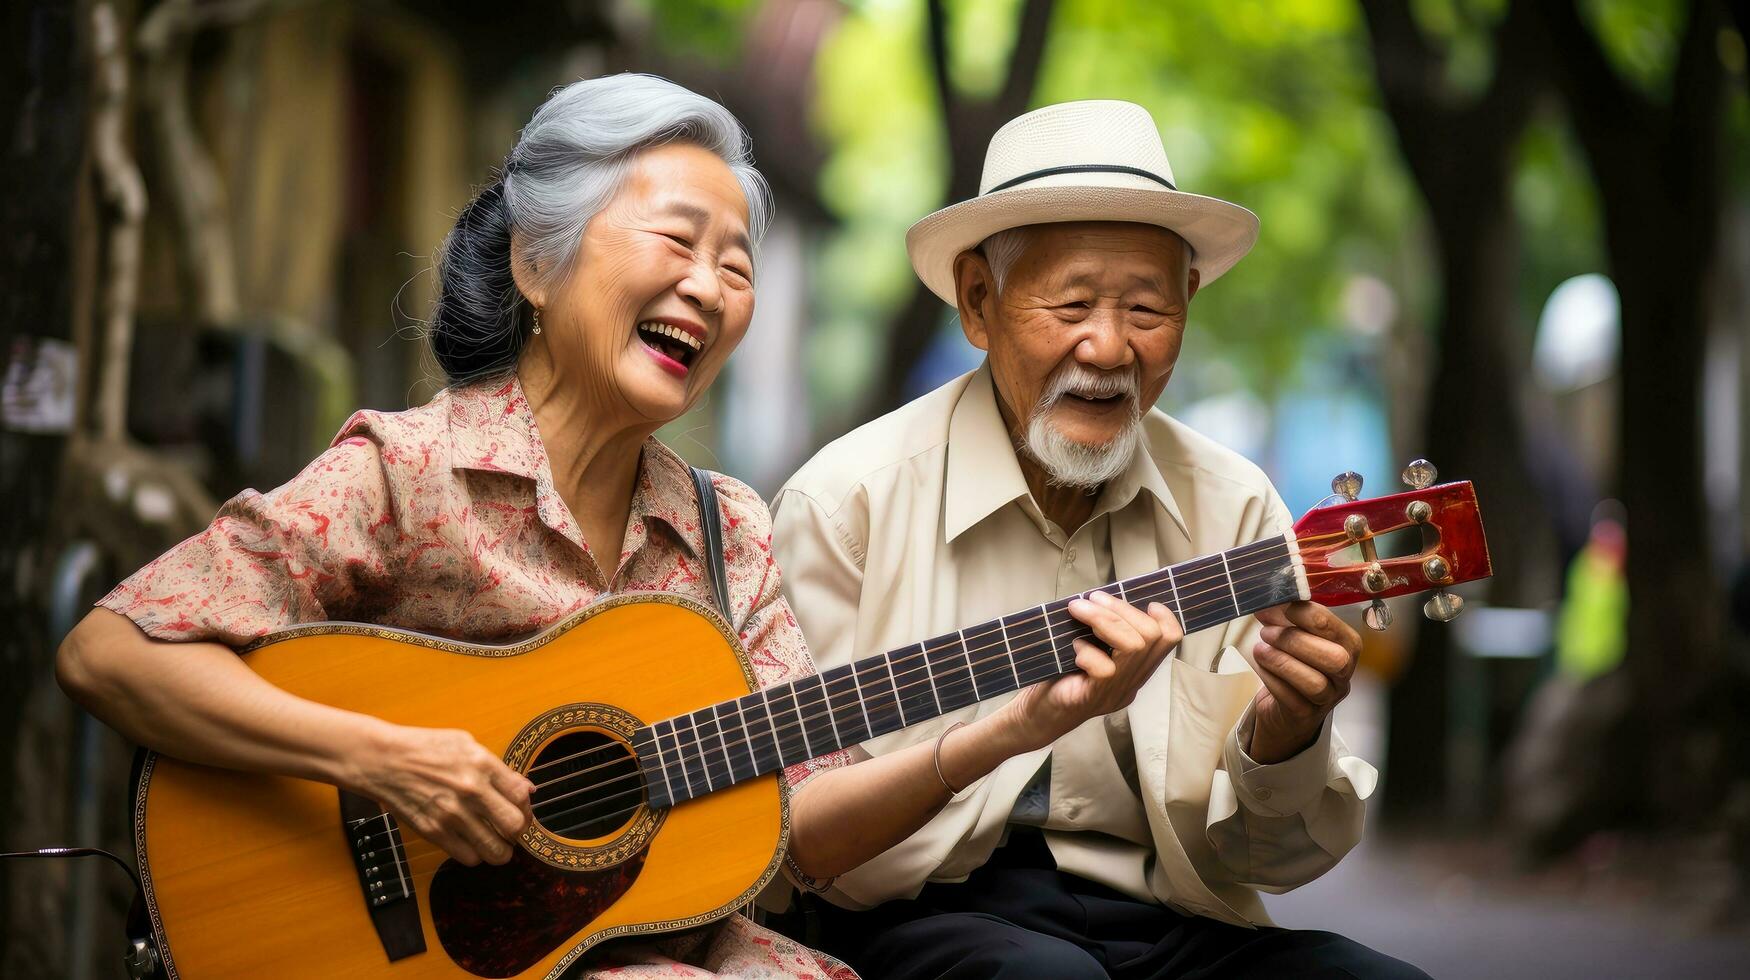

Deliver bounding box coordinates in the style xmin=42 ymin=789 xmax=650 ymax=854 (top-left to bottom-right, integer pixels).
xmin=529 ymin=729 xmax=642 ymax=841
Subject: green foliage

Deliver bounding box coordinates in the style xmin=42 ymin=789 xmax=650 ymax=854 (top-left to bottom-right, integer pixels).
xmin=625 ymin=0 xmax=764 ymax=65
xmin=811 ymin=0 xmax=1421 ymax=402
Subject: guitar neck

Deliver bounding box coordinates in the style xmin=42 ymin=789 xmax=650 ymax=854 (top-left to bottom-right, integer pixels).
xmin=636 ymin=532 xmax=1306 ymax=809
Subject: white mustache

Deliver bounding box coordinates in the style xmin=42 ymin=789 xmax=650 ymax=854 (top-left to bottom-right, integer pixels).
xmin=1038 ymin=363 xmax=1140 ymax=407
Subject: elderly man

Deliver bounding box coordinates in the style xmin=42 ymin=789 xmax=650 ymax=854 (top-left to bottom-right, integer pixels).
xmin=771 ymin=101 xmax=1425 ymax=979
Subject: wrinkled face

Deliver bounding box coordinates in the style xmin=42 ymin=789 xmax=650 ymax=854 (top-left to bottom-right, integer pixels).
xmin=954 ymin=222 xmax=1199 ymax=471
xmin=521 ymin=143 xmax=756 ymax=425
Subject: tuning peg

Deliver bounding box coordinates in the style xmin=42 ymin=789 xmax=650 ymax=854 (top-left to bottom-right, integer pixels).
xmin=1362 ymin=599 xmax=1392 ymax=631
xmin=1423 ymin=589 xmax=1464 ymax=622
xmin=1401 ymin=458 xmax=1438 ymax=490
xmin=1331 ymin=471 xmax=1363 ymax=501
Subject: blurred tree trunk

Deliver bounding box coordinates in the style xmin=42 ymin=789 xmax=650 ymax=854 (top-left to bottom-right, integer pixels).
xmin=1358 ymin=0 xmax=1556 ymax=822
xmin=869 ymin=0 xmax=1056 ymax=413
xmin=1537 ymin=0 xmax=1731 ymax=828
xmin=0 ymin=0 xmax=90 ymax=974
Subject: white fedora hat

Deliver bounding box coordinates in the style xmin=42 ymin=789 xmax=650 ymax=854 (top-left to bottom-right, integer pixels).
xmin=906 ymin=100 xmax=1260 ymax=306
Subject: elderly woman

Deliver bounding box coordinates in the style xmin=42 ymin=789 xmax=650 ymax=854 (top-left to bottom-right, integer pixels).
xmin=57 ymin=76 xmax=1174 ymax=979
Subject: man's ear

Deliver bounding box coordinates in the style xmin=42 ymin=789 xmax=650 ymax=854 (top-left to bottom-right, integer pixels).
xmin=954 ymin=250 xmax=997 ymax=352
xmin=508 ymin=233 xmax=548 ymax=311
xmin=1186 ymin=265 xmax=1201 ymax=304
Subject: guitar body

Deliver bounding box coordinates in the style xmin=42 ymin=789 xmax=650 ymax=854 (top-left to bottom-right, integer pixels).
xmin=133 ymin=593 xmax=787 ymax=979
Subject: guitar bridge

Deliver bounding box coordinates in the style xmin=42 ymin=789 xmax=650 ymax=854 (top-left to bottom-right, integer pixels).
xmin=338 ymin=790 xmax=426 ymax=961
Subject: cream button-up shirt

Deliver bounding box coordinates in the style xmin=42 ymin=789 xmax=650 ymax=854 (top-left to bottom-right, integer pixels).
xmin=771 ymin=364 xmax=1378 ymax=926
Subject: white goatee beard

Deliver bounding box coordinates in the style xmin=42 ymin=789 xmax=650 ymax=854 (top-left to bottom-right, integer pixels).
xmin=1021 ymin=364 xmax=1143 ymax=489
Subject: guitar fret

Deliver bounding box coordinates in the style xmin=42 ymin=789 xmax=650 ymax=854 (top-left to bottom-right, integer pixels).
xmin=1041 ymin=603 xmax=1063 ymax=672
xmin=736 ymin=698 xmax=760 ymax=780
xmin=663 ymin=721 xmax=695 ymax=800
xmin=885 ymin=654 xmax=906 ymax=727
xmin=1218 ymin=551 xmax=1243 ymax=617
xmin=825 ymin=666 xmax=869 ymax=745
xmin=850 ymin=661 xmax=872 ymax=740
xmin=966 ymin=623 xmax=1014 ymax=698
xmin=760 ymin=690 xmax=784 ymax=768
xmin=1165 ymin=565 xmax=1181 ymax=622
xmin=818 ymin=673 xmax=844 ymax=750
xmin=691 ymin=710 xmax=720 ymax=792
xmin=999 ymin=616 xmax=1020 ymax=687
xmin=957 ymin=629 xmax=979 ymax=701
xmin=791 ymin=682 xmax=815 ymax=759
xmin=893 ymin=645 xmax=936 ymax=727
xmin=857 ymin=657 xmax=902 ymax=739
xmin=922 ymin=644 xmax=943 ymax=714
xmin=644 ymin=725 xmax=675 ymax=808
xmin=713 ymin=703 xmax=745 ymax=785
xmin=925 ymin=639 xmax=975 ymax=714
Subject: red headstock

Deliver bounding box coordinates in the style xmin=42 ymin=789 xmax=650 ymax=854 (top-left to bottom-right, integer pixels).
xmin=1291 ymin=461 xmax=1491 ymax=629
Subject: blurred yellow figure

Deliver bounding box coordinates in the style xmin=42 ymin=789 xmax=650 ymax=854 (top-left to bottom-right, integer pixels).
xmin=1555 ymin=514 xmax=1627 ymax=680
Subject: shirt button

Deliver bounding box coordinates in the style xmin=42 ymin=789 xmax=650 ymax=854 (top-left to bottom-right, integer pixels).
xmin=1065 ymin=549 xmax=1078 ymax=563
xmin=1255 ymin=787 xmax=1273 ymax=801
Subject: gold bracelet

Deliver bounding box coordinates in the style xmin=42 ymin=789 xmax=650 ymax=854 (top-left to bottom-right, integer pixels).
xmin=934 ymin=721 xmax=968 ymax=794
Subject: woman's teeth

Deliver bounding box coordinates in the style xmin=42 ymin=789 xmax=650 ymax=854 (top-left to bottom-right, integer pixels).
xmin=635 ymin=321 xmax=702 ymax=368
xmin=636 ymin=321 xmax=702 ymax=352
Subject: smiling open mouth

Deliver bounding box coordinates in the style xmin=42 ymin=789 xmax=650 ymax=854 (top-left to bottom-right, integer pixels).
xmin=636 ymin=321 xmax=703 ymax=369
xmin=1064 ymin=392 xmax=1127 ymax=406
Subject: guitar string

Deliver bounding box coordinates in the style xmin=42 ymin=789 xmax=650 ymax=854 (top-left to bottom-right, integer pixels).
xmin=368 ymin=527 xmax=1388 ymax=862
xmin=534 ymin=563 xmax=1309 ymax=822
xmin=386 ymin=578 xmax=1179 ymax=878
xmin=559 ymin=532 xmax=1356 ymax=794
xmin=371 ymin=540 xmax=1352 ymax=863
xmin=367 ymin=557 xmax=1289 ymax=865
xmin=355 ymin=539 xmax=1369 ymax=862
xmin=517 ymin=535 xmax=1320 ymax=783
xmin=525 ymin=533 xmax=1333 ymax=794
xmin=355 ymin=537 xmax=1360 ymax=858
xmin=386 ymin=552 xmax=1376 ymax=884
xmin=516 ymin=536 xmax=1304 ymax=800
xmin=527 ymin=555 xmax=1304 ymax=818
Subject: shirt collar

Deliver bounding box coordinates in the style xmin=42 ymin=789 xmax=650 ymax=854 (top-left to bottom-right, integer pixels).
xmin=445 ymin=376 xmax=546 ymax=481
xmin=944 ymin=362 xmax=1189 ymax=543
xmin=945 ymin=363 xmax=1033 ymax=542
xmin=445 ymin=376 xmax=702 ymax=559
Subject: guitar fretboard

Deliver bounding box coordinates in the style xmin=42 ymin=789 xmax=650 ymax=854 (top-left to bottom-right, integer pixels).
xmin=632 ymin=532 xmax=1305 ymax=809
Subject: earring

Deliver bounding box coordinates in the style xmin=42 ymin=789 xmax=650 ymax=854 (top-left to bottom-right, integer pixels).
xmin=532 ymin=307 xmax=543 ymax=335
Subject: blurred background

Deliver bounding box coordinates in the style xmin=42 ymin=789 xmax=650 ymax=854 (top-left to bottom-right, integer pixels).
xmin=4 ymin=0 xmax=1750 ymax=976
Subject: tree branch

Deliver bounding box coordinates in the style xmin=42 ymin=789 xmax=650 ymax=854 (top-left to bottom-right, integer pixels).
xmin=995 ymin=0 xmax=1056 ymax=119
xmin=1538 ymin=0 xmax=1656 ymax=168
xmin=925 ymin=0 xmax=958 ymax=130
xmin=1472 ymin=0 xmax=1550 ymax=146
xmin=1356 ymin=0 xmax=1448 ymax=115
xmin=1668 ymin=0 xmax=1728 ymax=195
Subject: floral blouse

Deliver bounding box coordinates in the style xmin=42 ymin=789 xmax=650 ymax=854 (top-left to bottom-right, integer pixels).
xmin=99 ymin=376 xmax=854 ymax=980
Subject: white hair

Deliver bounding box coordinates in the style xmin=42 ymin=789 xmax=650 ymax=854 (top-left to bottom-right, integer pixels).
xmin=506 ymin=72 xmax=773 ymax=292
xmin=1022 ymin=361 xmax=1143 ymax=488
xmin=431 ymin=73 xmax=772 ymax=383
xmin=978 ymin=226 xmax=1035 ymax=293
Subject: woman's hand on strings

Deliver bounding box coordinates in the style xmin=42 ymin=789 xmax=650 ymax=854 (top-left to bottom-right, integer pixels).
xmin=997 ymin=590 xmax=1182 ymax=753
xmin=345 ymin=724 xmax=535 ymax=866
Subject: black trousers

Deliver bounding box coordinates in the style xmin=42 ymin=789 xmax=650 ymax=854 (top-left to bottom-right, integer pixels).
xmin=811 ymin=830 xmax=1430 ymax=980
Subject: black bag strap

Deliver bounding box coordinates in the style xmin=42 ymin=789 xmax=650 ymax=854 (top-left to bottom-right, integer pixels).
xmin=690 ymin=465 xmax=734 ymax=627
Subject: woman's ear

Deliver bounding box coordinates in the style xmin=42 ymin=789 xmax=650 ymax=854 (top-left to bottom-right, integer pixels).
xmin=508 ymin=233 xmax=548 ymax=310
xmin=954 ymin=251 xmax=996 ymax=352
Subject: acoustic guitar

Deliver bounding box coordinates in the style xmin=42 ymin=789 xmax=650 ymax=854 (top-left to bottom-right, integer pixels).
xmin=129 ymin=466 xmax=1489 ymax=978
